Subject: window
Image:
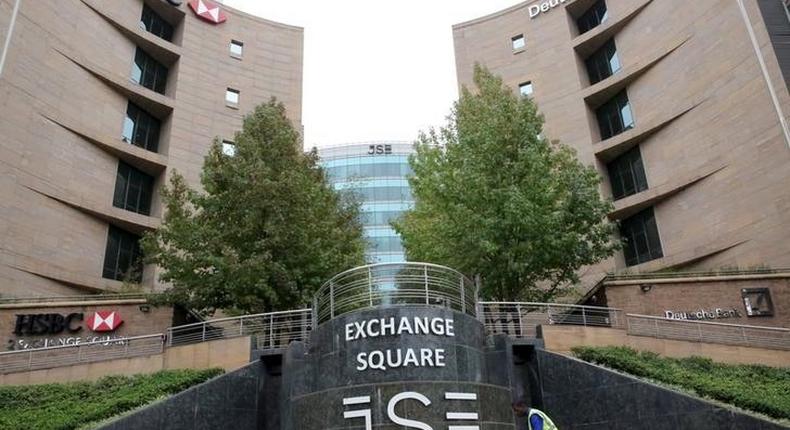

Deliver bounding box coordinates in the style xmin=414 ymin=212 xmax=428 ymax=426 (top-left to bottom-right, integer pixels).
xmin=140 ymin=4 xmax=173 ymax=42
xmin=577 ymin=0 xmax=608 ymax=34
xmin=607 ymin=146 xmax=647 ymax=200
xmin=512 ymin=34 xmax=525 ymax=51
xmin=222 ymin=140 xmax=236 ymax=156
xmin=103 ymin=225 xmax=143 ymax=282
xmin=113 ymin=161 xmax=154 ymax=215
xmin=620 ymin=207 xmax=663 ymax=266
xmin=226 ymin=88 xmax=240 ymax=106
xmin=519 ymin=81 xmax=533 ymax=97
xmin=230 ymin=40 xmax=244 ymax=57
xmin=585 ymin=39 xmax=621 ymax=84
xmin=741 ymin=288 xmax=774 ymax=317
xmin=122 ymin=102 xmax=161 ymax=152
xmin=131 ymin=48 xmax=168 ymax=94
xmin=596 ymin=90 xmax=634 ymax=140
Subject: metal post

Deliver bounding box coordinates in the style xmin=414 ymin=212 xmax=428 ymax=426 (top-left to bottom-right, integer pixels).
xmin=269 ymin=314 xmax=275 ymax=349
xmin=697 ymin=322 xmax=703 ymax=342
xmin=654 ymin=318 xmax=660 ymax=337
xmin=741 ymin=326 xmax=748 ymax=346
xmin=202 ymin=323 xmax=206 ymax=342
xmin=239 ymin=317 xmax=244 ymax=336
xmin=28 ymin=351 xmax=33 ymax=370
xmin=368 ymin=267 xmax=373 ymax=307
xmin=517 ymin=304 xmax=523 ymax=338
xmin=582 ymin=307 xmax=588 ymax=326
xmin=311 ymin=297 xmax=318 ymax=329
xmin=424 ymin=265 xmax=429 ymax=304
xmin=460 ymin=277 xmax=466 ymax=314
xmin=329 ymin=281 xmax=335 ymax=319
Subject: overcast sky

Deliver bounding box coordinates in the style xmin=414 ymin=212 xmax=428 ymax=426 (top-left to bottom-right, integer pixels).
xmin=223 ymin=0 xmax=524 ymax=149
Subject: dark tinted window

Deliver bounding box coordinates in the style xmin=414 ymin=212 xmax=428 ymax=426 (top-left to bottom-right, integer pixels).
xmin=122 ymin=102 xmax=160 ymax=152
xmin=586 ymin=39 xmax=621 ymax=84
xmin=607 ymin=145 xmax=647 ymax=200
xmin=131 ymin=48 xmax=168 ymax=94
xmin=577 ymin=0 xmax=608 ymax=34
xmin=103 ymin=226 xmax=143 ymax=282
xmin=596 ymin=90 xmax=634 ymax=140
xmin=620 ymin=207 xmax=663 ymax=266
xmin=113 ymin=161 xmax=154 ymax=215
xmin=140 ymin=4 xmax=173 ymax=42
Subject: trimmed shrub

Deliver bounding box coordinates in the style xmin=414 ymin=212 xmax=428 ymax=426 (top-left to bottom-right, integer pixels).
xmin=0 ymin=368 xmax=223 ymax=430
xmin=572 ymin=346 xmax=790 ymax=420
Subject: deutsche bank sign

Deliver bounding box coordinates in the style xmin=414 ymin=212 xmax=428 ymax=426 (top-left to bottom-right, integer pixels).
xmin=529 ymin=0 xmax=570 ymax=19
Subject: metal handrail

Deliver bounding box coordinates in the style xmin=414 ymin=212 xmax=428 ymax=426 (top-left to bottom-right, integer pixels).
xmin=604 ymin=267 xmax=790 ymax=281
xmin=0 ymin=293 xmax=152 ymax=305
xmin=313 ymin=262 xmax=477 ymax=324
xmin=478 ymin=302 xmax=625 ymax=338
xmin=626 ymin=313 xmax=790 ymax=331
xmin=166 ymin=308 xmax=312 ymax=350
xmin=0 ymin=334 xmax=165 ymax=374
xmin=626 ymin=313 xmax=790 ymax=350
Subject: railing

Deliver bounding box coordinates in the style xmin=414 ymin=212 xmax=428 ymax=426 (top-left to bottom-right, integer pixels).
xmin=626 ymin=314 xmax=790 ymax=351
xmin=0 ymin=334 xmax=164 ymax=374
xmin=0 ymin=293 xmax=151 ymax=305
xmin=479 ymin=302 xmax=624 ymax=338
xmin=313 ymin=262 xmax=477 ymax=324
xmin=166 ymin=309 xmax=312 ymax=350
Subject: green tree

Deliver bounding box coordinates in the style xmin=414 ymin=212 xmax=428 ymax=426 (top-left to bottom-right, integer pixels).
xmin=142 ymin=99 xmax=366 ymax=316
xmin=393 ymin=65 xmax=618 ymax=301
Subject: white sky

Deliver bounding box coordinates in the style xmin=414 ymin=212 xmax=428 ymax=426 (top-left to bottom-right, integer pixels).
xmin=223 ymin=0 xmax=524 ymax=149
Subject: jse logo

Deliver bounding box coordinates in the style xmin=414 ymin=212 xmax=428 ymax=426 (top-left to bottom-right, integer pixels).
xmin=368 ymin=144 xmax=392 ymax=155
xmin=343 ymin=391 xmax=480 ymax=430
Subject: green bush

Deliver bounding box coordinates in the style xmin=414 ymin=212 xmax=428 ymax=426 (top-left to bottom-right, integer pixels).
xmin=0 ymin=368 xmax=223 ymax=430
xmin=572 ymin=346 xmax=790 ymax=420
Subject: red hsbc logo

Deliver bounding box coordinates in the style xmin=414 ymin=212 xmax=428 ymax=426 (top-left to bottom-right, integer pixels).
xmin=86 ymin=311 xmax=124 ymax=332
xmin=188 ymin=0 xmax=227 ymax=24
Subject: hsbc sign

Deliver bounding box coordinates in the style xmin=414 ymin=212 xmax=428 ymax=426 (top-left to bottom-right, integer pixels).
xmin=8 ymin=310 xmax=126 ymax=350
xmin=188 ymin=0 xmax=227 ymax=24
xmin=86 ymin=311 xmax=124 ymax=332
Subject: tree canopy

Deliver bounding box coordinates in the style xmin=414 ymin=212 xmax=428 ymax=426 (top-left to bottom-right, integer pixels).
xmin=142 ymin=99 xmax=366 ymax=316
xmin=393 ymin=65 xmax=618 ymax=301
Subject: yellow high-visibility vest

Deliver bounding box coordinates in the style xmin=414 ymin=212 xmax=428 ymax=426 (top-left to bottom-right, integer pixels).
xmin=528 ymin=408 xmax=558 ymax=430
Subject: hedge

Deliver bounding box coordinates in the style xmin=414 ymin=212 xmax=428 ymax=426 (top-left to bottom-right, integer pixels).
xmin=572 ymin=346 xmax=790 ymax=420
xmin=0 ymin=368 xmax=223 ymax=430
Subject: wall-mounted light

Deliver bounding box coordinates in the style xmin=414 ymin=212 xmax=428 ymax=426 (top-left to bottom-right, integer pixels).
xmin=139 ymin=305 xmax=151 ymax=313
xmin=640 ymin=284 xmax=654 ymax=293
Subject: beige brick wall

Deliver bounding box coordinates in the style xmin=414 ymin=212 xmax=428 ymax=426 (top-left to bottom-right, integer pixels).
xmin=602 ymin=276 xmax=790 ymax=328
xmin=0 ymin=300 xmax=174 ymax=350
xmin=0 ymin=0 xmax=303 ymax=297
xmin=542 ymin=325 xmax=790 ymax=368
xmin=0 ymin=335 xmax=251 ymax=385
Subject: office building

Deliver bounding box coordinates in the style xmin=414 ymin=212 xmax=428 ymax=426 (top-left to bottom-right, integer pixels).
xmin=0 ymin=0 xmax=303 ymax=297
xmin=318 ymin=142 xmax=415 ymax=263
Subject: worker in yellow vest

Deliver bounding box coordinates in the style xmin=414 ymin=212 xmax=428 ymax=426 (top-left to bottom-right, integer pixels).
xmin=512 ymin=400 xmax=558 ymax=430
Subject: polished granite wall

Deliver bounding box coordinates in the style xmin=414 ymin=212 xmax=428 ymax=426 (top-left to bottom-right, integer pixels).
xmin=283 ymin=306 xmax=517 ymax=430
xmin=534 ymin=350 xmax=786 ymax=429
xmin=98 ymin=361 xmax=268 ymax=430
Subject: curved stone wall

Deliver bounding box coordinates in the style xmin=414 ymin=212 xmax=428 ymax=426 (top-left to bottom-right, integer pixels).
xmin=284 ymin=306 xmax=515 ymax=430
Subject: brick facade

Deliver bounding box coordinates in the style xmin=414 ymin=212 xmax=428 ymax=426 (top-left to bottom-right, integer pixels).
xmin=596 ymin=273 xmax=790 ymax=328
xmin=0 ymin=0 xmax=303 ymax=297
xmin=0 ymin=300 xmax=175 ymax=351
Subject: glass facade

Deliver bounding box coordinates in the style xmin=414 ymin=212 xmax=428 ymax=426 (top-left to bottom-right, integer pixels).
xmin=318 ymin=142 xmax=415 ymax=263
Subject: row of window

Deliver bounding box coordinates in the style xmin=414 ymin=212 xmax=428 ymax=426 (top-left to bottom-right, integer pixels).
xmin=102 ymin=4 xmax=250 ymax=283
xmin=325 ymin=162 xmax=413 ymax=181
xmin=339 ymin=186 xmax=413 ymax=203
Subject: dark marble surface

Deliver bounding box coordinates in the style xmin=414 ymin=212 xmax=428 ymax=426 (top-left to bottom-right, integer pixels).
xmin=97 ymin=361 xmax=265 ymax=430
xmin=534 ymin=350 xmax=788 ymax=430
